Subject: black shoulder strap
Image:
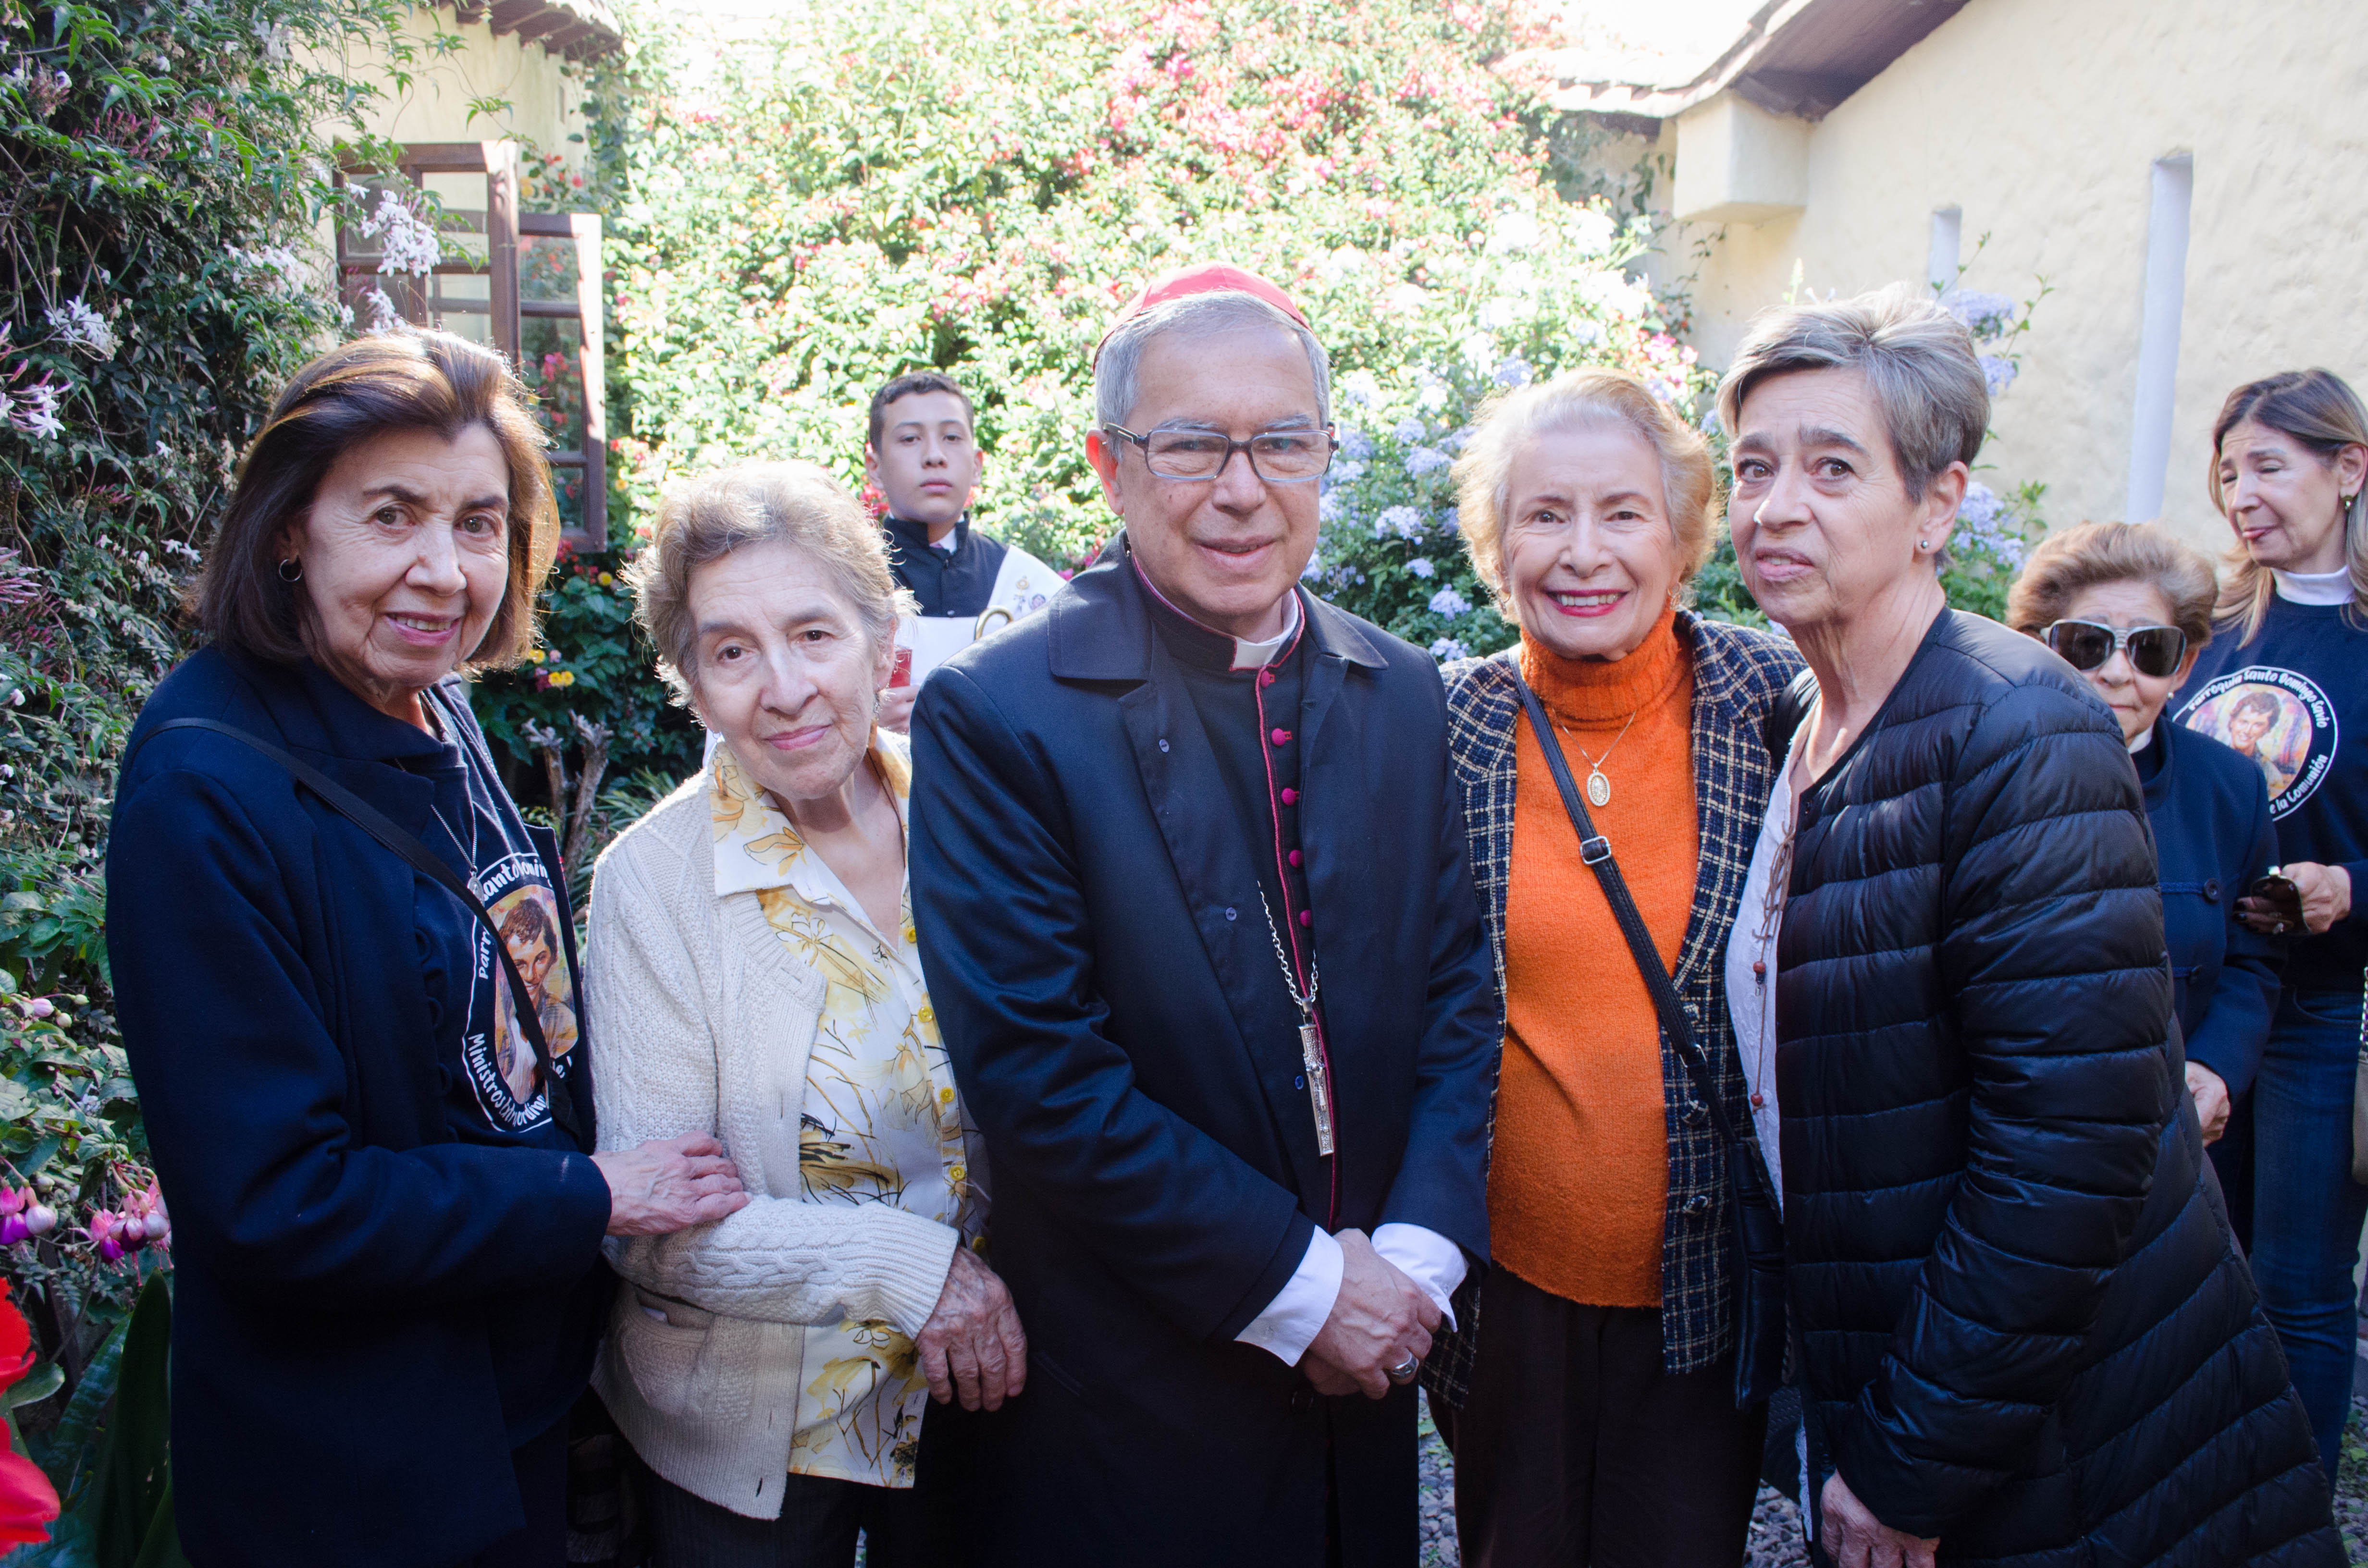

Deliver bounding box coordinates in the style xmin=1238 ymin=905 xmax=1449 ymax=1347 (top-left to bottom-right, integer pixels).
xmin=127 ymin=715 xmax=590 ymax=1151
xmin=1509 ymin=673 xmax=1748 ymax=1155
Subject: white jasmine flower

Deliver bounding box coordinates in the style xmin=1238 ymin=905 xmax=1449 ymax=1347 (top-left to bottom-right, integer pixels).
xmin=45 ymin=297 xmax=116 ymax=359
xmin=360 ymin=190 xmax=442 ymax=277
xmin=11 ymin=381 xmax=64 ymax=440
xmin=359 ymin=286 xmax=402 ymax=333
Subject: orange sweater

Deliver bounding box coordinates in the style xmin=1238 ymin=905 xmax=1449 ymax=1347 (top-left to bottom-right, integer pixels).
xmin=1489 ymin=606 xmax=1698 ymax=1308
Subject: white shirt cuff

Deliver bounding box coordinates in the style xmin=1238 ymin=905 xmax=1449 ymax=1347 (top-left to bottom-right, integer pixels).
xmin=1233 ymin=1226 xmax=1344 ymax=1366
xmin=1372 ymin=1222 xmax=1466 ymax=1330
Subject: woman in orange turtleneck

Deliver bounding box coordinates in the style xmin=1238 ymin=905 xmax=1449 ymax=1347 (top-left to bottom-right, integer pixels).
xmin=1425 ymin=369 xmax=1803 ymax=1565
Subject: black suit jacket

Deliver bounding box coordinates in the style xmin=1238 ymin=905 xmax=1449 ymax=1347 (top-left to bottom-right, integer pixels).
xmin=908 ymin=551 xmax=1495 ymax=1567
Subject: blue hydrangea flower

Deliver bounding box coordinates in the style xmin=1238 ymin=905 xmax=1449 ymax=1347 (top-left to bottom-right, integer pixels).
xmin=1980 ymin=355 xmax=2018 ymax=397
xmin=1393 ymin=416 xmax=1427 ymax=444
xmin=1943 ymin=290 xmax=2016 ymax=339
xmin=1407 ymin=557 xmax=1435 ymax=579
xmin=1430 ymin=637 xmax=1470 ymax=662
xmin=1405 ymin=446 xmax=1451 ymax=478
xmin=1300 ymin=552 xmax=1323 ymax=580
xmin=1339 ymin=424 xmax=1375 ymax=462
xmin=1493 ymin=355 xmax=1533 ymax=388
xmin=1429 ymin=585 xmax=1471 ymax=618
xmin=1376 ymin=504 xmax=1423 ymax=539
xmin=1319 ymin=491 xmax=1347 ymax=525
xmin=1957 ymin=482 xmax=2003 ymax=530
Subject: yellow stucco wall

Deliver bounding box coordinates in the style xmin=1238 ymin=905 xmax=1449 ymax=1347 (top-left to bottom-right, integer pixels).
xmin=322 ymin=5 xmax=591 ymax=166
xmin=1656 ymin=0 xmax=2368 ymax=549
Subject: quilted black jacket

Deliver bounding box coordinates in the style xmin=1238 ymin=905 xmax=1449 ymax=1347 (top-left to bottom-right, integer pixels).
xmin=1778 ymin=610 xmax=2337 ymax=1565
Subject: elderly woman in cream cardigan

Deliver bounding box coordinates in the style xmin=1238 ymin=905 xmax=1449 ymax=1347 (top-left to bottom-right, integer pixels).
xmin=587 ymin=461 xmax=1023 ymax=1564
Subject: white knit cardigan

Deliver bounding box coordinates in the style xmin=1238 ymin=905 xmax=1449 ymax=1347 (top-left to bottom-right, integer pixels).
xmin=584 ymin=748 xmax=959 ymax=1519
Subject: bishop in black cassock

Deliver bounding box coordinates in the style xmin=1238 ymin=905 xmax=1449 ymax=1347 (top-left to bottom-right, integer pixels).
xmin=908 ymin=265 xmax=1494 ymax=1567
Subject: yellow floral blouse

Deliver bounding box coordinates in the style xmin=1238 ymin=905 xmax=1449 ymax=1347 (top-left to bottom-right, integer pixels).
xmin=709 ymin=738 xmax=986 ymax=1488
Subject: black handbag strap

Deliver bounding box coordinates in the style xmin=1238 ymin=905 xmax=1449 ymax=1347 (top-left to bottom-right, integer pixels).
xmin=128 ymin=715 xmax=589 ymax=1150
xmin=1510 ymin=673 xmax=1751 ymax=1156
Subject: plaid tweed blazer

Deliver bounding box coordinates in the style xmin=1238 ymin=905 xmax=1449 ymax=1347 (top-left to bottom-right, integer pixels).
xmin=1424 ymin=611 xmax=1804 ymax=1403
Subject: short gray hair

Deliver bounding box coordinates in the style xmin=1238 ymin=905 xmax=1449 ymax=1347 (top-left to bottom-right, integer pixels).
xmin=1094 ymin=291 xmax=1332 ymax=430
xmin=1715 ymin=282 xmax=1988 ymax=499
xmin=626 ymin=459 xmax=912 ymax=704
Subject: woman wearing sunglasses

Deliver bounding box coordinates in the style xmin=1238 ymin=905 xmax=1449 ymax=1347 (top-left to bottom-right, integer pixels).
xmin=2006 ymin=523 xmax=2281 ymax=1174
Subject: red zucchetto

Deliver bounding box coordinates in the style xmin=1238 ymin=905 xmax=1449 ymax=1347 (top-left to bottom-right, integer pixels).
xmin=1095 ymin=263 xmax=1309 ymax=366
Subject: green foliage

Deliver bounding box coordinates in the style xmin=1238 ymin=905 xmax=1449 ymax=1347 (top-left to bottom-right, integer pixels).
xmin=596 ymin=0 xmax=1594 ymax=564
xmin=9 ymin=1273 xmax=185 ymax=1568
xmin=0 ymin=0 xmax=414 ymax=1415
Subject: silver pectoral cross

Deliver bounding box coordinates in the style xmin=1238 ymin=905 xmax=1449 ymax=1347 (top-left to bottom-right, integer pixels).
xmin=1299 ymin=1018 xmax=1336 ymax=1156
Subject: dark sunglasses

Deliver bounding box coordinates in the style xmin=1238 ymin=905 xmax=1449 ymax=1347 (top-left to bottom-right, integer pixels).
xmin=2044 ymin=619 xmax=2189 ymax=678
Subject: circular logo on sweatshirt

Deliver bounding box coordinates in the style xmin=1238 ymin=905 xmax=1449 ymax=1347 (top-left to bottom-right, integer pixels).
xmin=2177 ymin=666 xmax=2338 ymax=821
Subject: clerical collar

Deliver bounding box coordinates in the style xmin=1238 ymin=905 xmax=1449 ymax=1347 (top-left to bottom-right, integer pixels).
xmin=1132 ymin=556 xmax=1304 ymax=671
xmin=2274 ymin=565 xmax=2354 ymax=605
xmin=885 ymin=513 xmax=967 ymax=557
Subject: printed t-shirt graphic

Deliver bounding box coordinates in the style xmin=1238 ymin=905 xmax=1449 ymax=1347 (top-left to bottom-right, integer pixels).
xmin=470 ymin=856 xmax=580 ymax=1127
xmin=2179 ymin=666 xmax=2340 ymax=821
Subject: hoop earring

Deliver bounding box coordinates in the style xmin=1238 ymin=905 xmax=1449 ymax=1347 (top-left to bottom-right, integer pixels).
xmin=276 ymin=558 xmax=303 ymax=583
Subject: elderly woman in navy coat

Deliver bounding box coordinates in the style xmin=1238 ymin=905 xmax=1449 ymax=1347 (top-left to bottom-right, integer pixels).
xmin=105 ymin=331 xmax=746 ymax=1568
xmin=2007 ymin=522 xmax=2282 ymax=1173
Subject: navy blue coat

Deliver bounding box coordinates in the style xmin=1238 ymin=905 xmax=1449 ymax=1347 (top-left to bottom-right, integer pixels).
xmin=907 ymin=555 xmax=1497 ymax=1568
xmin=105 ymin=648 xmax=611 ymax=1568
xmin=2141 ymin=716 xmax=2282 ymax=1097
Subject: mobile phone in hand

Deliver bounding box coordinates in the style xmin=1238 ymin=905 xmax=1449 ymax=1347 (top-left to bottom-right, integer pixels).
xmin=2246 ymin=870 xmax=2304 ymax=928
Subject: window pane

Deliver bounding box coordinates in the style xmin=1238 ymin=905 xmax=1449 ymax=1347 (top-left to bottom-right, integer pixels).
xmin=520 ymin=234 xmax=580 ymax=302
xmin=522 ymin=316 xmax=592 ymax=535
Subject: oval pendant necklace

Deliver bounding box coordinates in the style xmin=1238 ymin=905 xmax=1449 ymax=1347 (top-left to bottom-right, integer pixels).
xmin=1558 ymin=707 xmax=1641 ymax=808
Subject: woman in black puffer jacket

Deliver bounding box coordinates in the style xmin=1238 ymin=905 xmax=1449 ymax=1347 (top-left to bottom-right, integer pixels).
xmin=1719 ymin=286 xmax=2336 ymax=1568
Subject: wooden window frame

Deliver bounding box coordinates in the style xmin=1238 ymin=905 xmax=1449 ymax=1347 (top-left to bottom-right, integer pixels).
xmin=335 ymin=140 xmax=608 ymax=551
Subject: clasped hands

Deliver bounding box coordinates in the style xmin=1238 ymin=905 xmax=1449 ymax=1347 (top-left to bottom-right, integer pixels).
xmin=1303 ymin=1228 xmax=1441 ymax=1399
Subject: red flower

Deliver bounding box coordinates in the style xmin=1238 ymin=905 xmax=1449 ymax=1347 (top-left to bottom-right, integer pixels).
xmin=0 ymin=1281 xmax=60 ymax=1546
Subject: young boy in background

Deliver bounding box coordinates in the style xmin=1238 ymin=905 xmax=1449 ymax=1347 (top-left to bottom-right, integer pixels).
xmin=866 ymin=371 xmax=1057 ymax=731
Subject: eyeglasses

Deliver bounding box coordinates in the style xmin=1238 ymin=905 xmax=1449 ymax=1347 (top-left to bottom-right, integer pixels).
xmin=1102 ymin=423 xmax=1334 ymax=484
xmin=2044 ymin=619 xmax=2189 ymax=678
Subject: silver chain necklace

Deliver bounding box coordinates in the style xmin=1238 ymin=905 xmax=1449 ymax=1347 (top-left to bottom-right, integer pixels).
xmin=1258 ymin=889 xmax=1334 ymax=1156
xmin=1558 ymin=706 xmax=1642 ymax=808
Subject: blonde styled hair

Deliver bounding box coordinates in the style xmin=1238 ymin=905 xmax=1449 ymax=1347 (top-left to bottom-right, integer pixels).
xmin=2004 ymin=522 xmax=2218 ymax=655
xmin=626 ymin=460 xmax=912 ymax=703
xmin=1453 ymin=368 xmax=1717 ymax=615
xmin=2208 ymin=369 xmax=2368 ymax=642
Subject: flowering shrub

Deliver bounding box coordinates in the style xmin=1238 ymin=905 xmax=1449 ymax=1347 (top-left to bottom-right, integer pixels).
xmin=595 ymin=0 xmax=1595 ymax=581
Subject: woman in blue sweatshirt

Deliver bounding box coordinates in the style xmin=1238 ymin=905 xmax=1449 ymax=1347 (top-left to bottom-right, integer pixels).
xmin=2177 ymin=368 xmax=2368 ymax=1479
xmin=2007 ymin=523 xmax=2282 ymax=1161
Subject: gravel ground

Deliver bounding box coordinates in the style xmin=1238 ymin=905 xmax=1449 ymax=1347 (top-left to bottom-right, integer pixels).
xmin=1420 ymin=1394 xmax=2368 ymax=1565
xmin=2336 ymin=1398 xmax=2368 ymax=1565
xmin=1416 ymin=1394 xmax=1812 ymax=1566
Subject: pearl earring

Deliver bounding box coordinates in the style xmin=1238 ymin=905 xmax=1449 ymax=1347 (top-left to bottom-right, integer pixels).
xmin=1917 ymin=539 xmax=1930 ymax=551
